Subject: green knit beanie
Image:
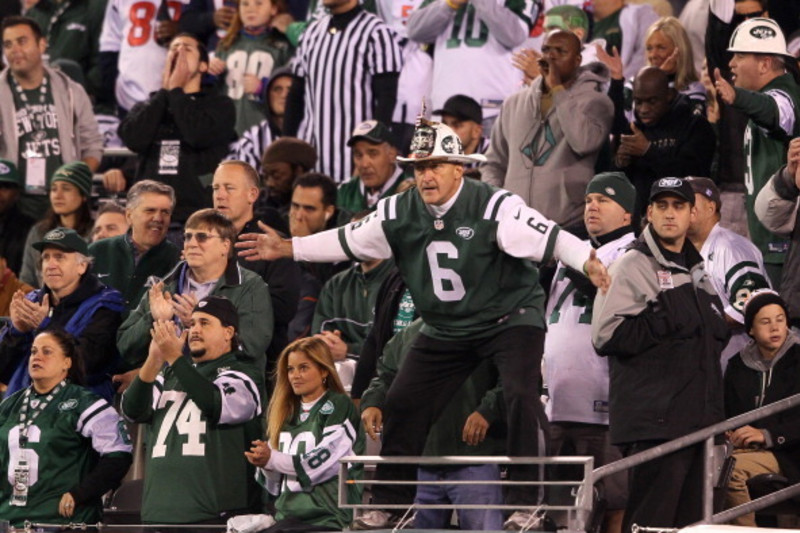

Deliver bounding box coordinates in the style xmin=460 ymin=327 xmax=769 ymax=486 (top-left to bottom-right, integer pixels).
xmin=586 ymin=172 xmax=636 ymax=213
xmin=50 ymin=161 xmax=93 ymax=197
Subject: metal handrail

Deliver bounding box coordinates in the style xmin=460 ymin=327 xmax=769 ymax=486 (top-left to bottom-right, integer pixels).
xmin=591 ymin=392 xmax=800 ymax=524
xmin=338 ymin=393 xmax=800 ymax=532
xmin=338 ymin=455 xmax=595 ymax=531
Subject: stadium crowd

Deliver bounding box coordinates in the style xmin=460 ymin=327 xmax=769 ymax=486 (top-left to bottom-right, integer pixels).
xmin=1 ymin=0 xmax=800 ymax=531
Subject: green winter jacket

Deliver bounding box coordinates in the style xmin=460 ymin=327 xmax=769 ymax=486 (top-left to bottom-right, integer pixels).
xmin=117 ymin=260 xmax=273 ymax=383
xmin=311 ymin=259 xmax=394 ymax=358
xmin=89 ymin=234 xmax=181 ymax=314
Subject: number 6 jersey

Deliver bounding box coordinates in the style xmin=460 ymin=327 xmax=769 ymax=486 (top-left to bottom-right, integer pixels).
xmin=294 ymin=178 xmax=593 ymax=341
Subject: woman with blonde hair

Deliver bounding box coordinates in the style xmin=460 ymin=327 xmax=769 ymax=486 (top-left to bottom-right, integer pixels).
xmin=644 ymin=16 xmax=706 ymax=109
xmin=245 ymin=337 xmax=364 ymax=532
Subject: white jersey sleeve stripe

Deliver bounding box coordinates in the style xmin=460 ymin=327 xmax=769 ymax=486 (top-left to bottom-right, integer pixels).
xmin=76 ymin=399 xmax=107 ymax=434
xmin=337 ymin=209 xmax=393 ymax=262
xmin=293 ymin=422 xmax=357 ymax=489
xmin=387 ymin=194 xmax=398 ymax=221
xmin=79 ymin=400 xmax=133 ymax=455
xmin=497 ymin=203 xmax=561 ymax=264
xmin=214 ymin=371 xmax=262 ymax=425
xmin=483 ymin=189 xmax=510 ymax=220
xmin=764 ymin=89 xmax=797 ymax=136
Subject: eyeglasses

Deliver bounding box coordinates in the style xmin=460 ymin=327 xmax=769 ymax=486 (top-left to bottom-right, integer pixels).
xmin=184 ymin=231 xmax=222 ymax=244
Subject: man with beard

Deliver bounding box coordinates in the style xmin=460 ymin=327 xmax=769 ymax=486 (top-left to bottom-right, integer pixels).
xmin=122 ymin=296 xmax=263 ymax=527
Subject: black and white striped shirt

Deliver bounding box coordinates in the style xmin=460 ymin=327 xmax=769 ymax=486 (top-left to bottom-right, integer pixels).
xmin=293 ymin=8 xmax=403 ymax=183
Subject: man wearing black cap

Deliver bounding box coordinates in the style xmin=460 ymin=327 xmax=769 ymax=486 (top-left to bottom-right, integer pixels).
xmin=0 ymin=228 xmax=125 ymax=400
xmin=723 ymin=289 xmax=800 ymax=527
xmin=434 ymin=95 xmax=489 ymax=165
xmin=592 ymin=177 xmax=730 ymax=531
xmin=0 ymin=158 xmax=34 ymax=275
xmin=338 ymin=120 xmax=404 ymax=214
xmin=122 ymin=295 xmax=263 ymax=527
xmin=687 ymin=177 xmax=771 ymax=371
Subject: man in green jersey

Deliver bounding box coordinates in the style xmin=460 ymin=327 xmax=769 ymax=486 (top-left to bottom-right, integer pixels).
xmin=121 ymin=296 xmax=263 ymax=526
xmin=713 ymin=17 xmax=800 ymax=285
xmin=238 ymin=119 xmax=609 ymax=529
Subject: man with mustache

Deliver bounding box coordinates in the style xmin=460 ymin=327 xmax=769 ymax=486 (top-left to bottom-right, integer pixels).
xmin=122 ymin=295 xmax=263 ymax=527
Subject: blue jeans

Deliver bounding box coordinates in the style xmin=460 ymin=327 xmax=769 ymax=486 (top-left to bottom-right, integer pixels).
xmin=414 ymin=464 xmax=503 ymax=530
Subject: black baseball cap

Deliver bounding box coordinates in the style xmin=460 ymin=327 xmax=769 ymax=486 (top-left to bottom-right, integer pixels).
xmin=434 ymin=94 xmax=483 ymax=124
xmin=686 ymin=177 xmax=722 ymax=208
xmin=193 ymin=296 xmax=239 ymax=331
xmin=649 ymin=177 xmax=695 ymax=205
xmin=32 ymin=228 xmax=89 ymax=255
xmin=347 ymin=120 xmax=394 ymax=147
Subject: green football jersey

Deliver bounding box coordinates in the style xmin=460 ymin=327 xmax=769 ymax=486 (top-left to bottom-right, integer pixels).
xmin=0 ymin=383 xmax=132 ymax=527
xmin=216 ymin=35 xmax=292 ymax=136
xmin=742 ymin=73 xmax=800 ymax=264
xmin=257 ymin=391 xmax=364 ymax=530
xmin=337 ymin=178 xmax=554 ymax=339
xmin=122 ymin=353 xmax=263 ymax=524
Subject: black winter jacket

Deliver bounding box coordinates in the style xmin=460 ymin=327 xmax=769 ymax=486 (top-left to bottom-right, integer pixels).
xmin=592 ymin=225 xmax=730 ymax=444
xmin=724 ymin=334 xmax=800 ymax=483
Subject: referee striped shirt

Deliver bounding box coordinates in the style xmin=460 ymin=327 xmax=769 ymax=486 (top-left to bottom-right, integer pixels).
xmin=294 ymin=8 xmax=403 ymax=183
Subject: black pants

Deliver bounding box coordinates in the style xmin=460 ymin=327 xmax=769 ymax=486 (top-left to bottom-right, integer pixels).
xmin=622 ymin=441 xmax=704 ymax=532
xmin=374 ymin=325 xmax=547 ymax=506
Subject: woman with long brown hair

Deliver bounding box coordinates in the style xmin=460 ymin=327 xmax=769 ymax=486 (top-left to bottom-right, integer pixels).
xmin=245 ymin=337 xmax=363 ymax=532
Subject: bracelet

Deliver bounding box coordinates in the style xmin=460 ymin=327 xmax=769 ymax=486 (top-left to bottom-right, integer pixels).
xmin=444 ymin=0 xmax=460 ymax=10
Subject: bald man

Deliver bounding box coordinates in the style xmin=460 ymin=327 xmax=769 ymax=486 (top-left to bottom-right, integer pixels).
xmin=482 ymin=29 xmax=614 ymax=232
xmin=615 ymin=67 xmax=716 ymax=218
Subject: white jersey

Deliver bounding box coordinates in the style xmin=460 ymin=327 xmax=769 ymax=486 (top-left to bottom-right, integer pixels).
xmin=544 ymin=230 xmax=635 ymax=425
xmin=699 ymin=223 xmax=771 ymax=370
xmin=100 ymin=0 xmax=189 ymax=111
xmin=409 ymin=0 xmax=533 ymax=119
xmin=374 ymin=0 xmax=433 ymax=126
